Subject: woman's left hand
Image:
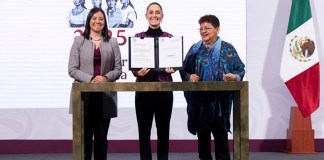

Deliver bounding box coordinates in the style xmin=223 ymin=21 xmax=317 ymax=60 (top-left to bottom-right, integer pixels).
xmin=165 ymin=67 xmax=175 ymax=74
xmin=222 ymin=73 xmax=236 ymax=81
xmin=91 ymin=76 xmax=108 ymax=83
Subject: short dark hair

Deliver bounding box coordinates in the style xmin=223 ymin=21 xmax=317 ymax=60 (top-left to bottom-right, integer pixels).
xmin=198 ymin=15 xmax=220 ymax=28
xmin=146 ymin=2 xmax=163 ymax=13
xmin=83 ymin=7 xmax=110 ymax=42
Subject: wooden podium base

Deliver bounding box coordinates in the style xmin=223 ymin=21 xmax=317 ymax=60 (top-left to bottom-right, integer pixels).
xmin=284 ymin=106 xmax=317 ymax=154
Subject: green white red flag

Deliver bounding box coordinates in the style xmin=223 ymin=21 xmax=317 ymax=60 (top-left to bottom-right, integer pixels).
xmin=280 ymin=0 xmax=320 ymax=117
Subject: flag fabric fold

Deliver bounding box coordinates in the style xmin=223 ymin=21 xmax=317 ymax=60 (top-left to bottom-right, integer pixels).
xmin=280 ymin=0 xmax=320 ymax=117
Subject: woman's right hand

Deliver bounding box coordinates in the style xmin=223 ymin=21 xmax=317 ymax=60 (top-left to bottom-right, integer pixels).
xmin=136 ymin=67 xmax=150 ymax=77
xmin=91 ymin=76 xmax=108 ymax=83
xmin=189 ymin=74 xmax=200 ymax=82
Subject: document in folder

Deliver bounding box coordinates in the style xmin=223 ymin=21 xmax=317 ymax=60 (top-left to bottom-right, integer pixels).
xmin=128 ymin=36 xmax=183 ymax=70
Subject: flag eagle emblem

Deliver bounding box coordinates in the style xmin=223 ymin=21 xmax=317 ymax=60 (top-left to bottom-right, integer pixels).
xmin=289 ymin=36 xmax=315 ymax=62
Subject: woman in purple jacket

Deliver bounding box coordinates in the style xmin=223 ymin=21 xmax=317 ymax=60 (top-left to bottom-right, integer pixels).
xmin=131 ymin=2 xmax=175 ymax=160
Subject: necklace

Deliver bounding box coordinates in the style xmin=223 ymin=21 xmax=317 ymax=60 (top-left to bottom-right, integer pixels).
xmin=91 ymin=37 xmax=102 ymax=41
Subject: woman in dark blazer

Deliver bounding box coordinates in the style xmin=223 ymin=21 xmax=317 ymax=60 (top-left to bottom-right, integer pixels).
xmin=68 ymin=7 xmax=122 ymax=160
xmin=132 ymin=2 xmax=175 ymax=160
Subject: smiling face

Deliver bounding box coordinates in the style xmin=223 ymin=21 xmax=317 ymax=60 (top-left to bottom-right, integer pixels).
xmin=145 ymin=4 xmax=163 ymax=29
xmin=73 ymin=0 xmax=83 ymax=6
xmin=107 ymin=0 xmax=116 ymax=7
xmin=92 ymin=0 xmax=102 ymax=7
xmin=199 ymin=22 xmax=219 ymax=45
xmin=90 ymin=11 xmax=105 ymax=34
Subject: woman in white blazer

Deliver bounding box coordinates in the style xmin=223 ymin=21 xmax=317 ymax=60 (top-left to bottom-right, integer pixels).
xmin=68 ymin=7 xmax=122 ymax=160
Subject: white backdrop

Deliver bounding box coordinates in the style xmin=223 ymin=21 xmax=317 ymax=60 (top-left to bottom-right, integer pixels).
xmin=0 ymin=0 xmax=323 ymax=141
xmin=0 ymin=0 xmax=246 ymax=109
xmin=0 ymin=0 xmax=246 ymax=140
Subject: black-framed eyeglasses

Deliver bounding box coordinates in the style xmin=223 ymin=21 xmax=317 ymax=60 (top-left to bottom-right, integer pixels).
xmin=198 ymin=26 xmax=213 ymax=32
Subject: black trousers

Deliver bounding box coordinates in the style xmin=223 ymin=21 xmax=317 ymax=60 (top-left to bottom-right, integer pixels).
xmin=84 ymin=93 xmax=111 ymax=160
xmin=197 ymin=116 xmax=230 ymax=160
xmin=135 ymin=91 xmax=173 ymax=160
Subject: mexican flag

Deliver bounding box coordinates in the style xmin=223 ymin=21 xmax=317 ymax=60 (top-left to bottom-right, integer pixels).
xmin=280 ymin=0 xmax=320 ymax=117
